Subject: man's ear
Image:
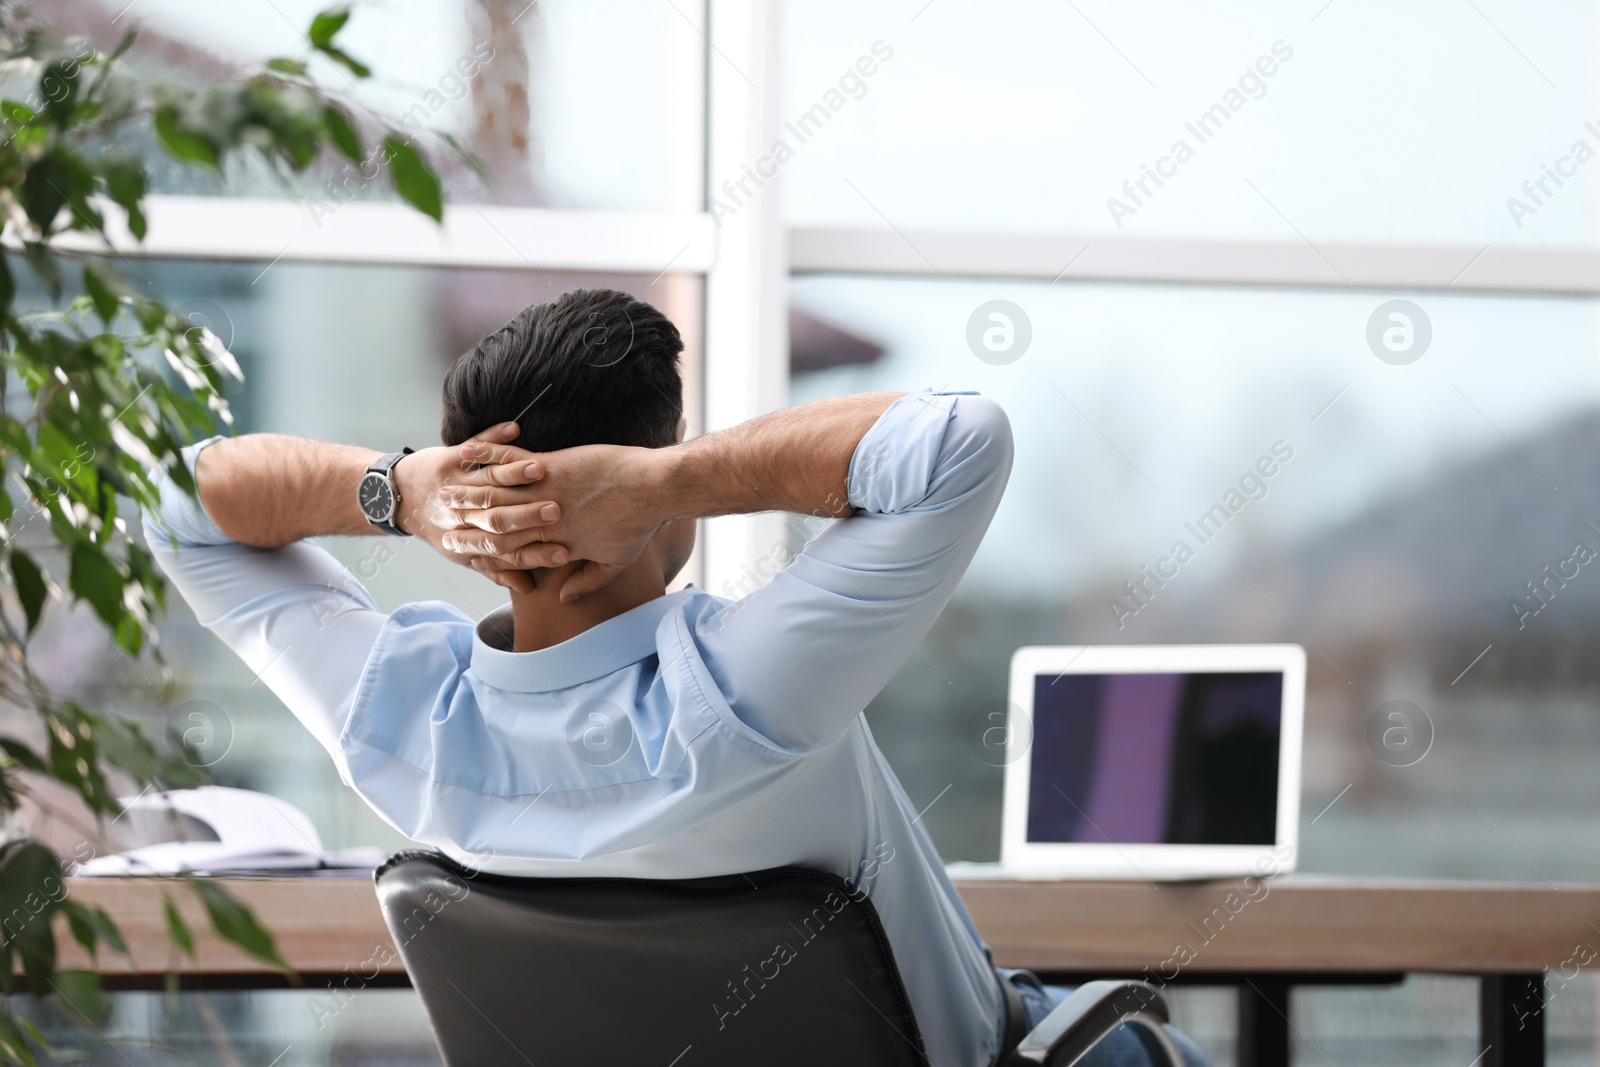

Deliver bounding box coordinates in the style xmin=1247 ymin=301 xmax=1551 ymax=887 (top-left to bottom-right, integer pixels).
xmin=675 ymin=417 xmax=686 ymax=444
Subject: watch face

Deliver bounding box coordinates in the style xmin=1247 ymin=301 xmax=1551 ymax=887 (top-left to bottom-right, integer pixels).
xmin=358 ymin=471 xmax=395 ymax=523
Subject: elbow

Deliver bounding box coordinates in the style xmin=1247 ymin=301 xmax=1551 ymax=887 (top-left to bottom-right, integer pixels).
xmin=953 ymin=395 xmax=1015 ymax=480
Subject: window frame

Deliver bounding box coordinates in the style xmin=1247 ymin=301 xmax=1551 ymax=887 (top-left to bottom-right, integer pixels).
xmin=96 ymin=0 xmax=1598 ymax=600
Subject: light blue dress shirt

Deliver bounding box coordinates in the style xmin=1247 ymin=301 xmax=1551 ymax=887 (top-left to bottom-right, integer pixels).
xmin=145 ymin=390 xmax=1015 ymax=1067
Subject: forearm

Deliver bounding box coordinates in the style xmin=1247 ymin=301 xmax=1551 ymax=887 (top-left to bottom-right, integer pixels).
xmin=650 ymin=392 xmax=903 ymax=520
xmin=195 ymin=434 xmax=380 ymax=548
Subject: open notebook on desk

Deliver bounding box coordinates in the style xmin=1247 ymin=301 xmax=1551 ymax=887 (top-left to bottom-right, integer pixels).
xmin=74 ymin=786 xmax=385 ymax=877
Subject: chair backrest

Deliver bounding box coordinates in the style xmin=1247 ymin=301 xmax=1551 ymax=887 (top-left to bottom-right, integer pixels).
xmin=374 ymin=851 xmax=928 ymax=1067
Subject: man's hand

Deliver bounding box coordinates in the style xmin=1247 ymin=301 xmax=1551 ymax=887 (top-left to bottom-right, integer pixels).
xmin=428 ymin=394 xmax=900 ymax=602
xmin=393 ymin=422 xmax=572 ymax=594
xmin=438 ymin=440 xmax=668 ymax=602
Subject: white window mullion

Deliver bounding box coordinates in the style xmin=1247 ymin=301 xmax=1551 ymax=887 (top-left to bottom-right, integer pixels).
xmin=50 ymin=195 xmax=716 ymax=275
xmin=701 ymin=0 xmax=790 ymax=601
xmin=790 ymin=227 xmax=1600 ymax=296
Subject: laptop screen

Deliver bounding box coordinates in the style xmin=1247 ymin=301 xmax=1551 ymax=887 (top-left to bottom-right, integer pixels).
xmin=1025 ymin=671 xmax=1283 ymax=846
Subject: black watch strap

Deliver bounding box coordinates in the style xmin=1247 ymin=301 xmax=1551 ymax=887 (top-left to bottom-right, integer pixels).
xmin=364 ymin=448 xmax=414 ymax=536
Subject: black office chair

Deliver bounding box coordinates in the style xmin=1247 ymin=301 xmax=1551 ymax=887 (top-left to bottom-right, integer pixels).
xmin=374 ymin=851 xmax=1183 ymax=1067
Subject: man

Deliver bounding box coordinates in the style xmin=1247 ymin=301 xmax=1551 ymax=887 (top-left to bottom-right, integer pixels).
xmin=145 ymin=288 xmax=1206 ymax=1066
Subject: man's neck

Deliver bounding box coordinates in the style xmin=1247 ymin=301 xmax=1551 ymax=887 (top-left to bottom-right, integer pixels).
xmin=508 ymin=566 xmax=668 ymax=652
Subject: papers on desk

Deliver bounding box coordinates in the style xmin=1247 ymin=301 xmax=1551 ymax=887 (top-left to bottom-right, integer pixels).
xmin=74 ymin=786 xmax=385 ymax=877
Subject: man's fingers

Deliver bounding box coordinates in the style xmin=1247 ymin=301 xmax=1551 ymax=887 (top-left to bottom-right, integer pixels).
xmin=468 ymin=558 xmax=537 ymax=594
xmin=457 ymin=438 xmax=545 ymax=480
xmin=443 ymin=528 xmax=568 ymax=565
xmin=469 ymin=542 xmax=572 ymax=571
xmin=458 ymin=457 xmax=546 ymax=488
xmin=558 ymin=560 xmax=626 ymax=603
xmin=464 ymin=422 xmax=521 ymax=444
xmin=450 ymin=501 xmax=560 ymax=535
xmin=439 ymin=484 xmax=555 ymax=512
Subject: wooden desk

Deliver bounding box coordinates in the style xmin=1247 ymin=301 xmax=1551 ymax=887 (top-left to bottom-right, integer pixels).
xmin=59 ymin=875 xmax=1600 ymax=1067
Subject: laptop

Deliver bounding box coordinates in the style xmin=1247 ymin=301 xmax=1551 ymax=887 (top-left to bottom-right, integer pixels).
xmin=977 ymin=644 xmax=1305 ymax=882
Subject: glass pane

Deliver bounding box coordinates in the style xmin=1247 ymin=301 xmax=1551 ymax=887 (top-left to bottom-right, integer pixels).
xmin=9 ymin=259 xmax=701 ymax=857
xmin=64 ymin=0 xmax=703 ymax=210
xmin=782 ymin=0 xmax=1600 ymax=246
xmin=1294 ymin=973 xmax=1596 ymax=1065
xmin=791 ymin=273 xmax=1600 ymax=881
xmin=17 ymin=988 xmax=441 ymax=1065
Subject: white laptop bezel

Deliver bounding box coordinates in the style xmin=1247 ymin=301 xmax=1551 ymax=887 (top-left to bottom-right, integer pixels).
xmin=1001 ymin=644 xmax=1305 ymax=881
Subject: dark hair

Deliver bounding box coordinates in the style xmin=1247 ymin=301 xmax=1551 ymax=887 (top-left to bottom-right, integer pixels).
xmin=441 ymin=288 xmax=684 ymax=454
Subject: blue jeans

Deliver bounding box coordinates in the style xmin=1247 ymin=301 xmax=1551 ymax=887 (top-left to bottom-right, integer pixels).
xmin=999 ymin=969 xmax=1212 ymax=1067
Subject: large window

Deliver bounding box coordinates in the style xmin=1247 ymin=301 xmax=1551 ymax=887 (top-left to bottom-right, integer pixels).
xmin=20 ymin=1 xmax=723 ymax=1059
xmin=781 ymin=0 xmax=1600 ymax=246
xmin=790 ymin=276 xmax=1600 ymax=881
xmin=28 ymin=0 xmax=1600 ymax=1059
xmin=27 ymin=258 xmax=699 ymax=858
xmin=777 ymin=0 xmax=1600 ymax=900
xmin=115 ymin=0 xmax=703 ymax=211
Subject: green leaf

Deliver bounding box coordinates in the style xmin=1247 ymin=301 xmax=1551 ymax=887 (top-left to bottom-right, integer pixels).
xmin=0 ymin=100 xmax=35 ymax=127
xmin=190 ymin=880 xmax=290 ymax=974
xmin=239 ymin=81 xmax=324 ymax=171
xmin=19 ymin=153 xmax=71 ymax=232
xmin=21 ymin=240 xmax=60 ymax=297
xmin=9 ymin=550 xmax=47 ymax=634
xmin=67 ymin=542 xmax=125 ymax=631
xmin=62 ymin=902 xmax=128 ymax=964
xmin=63 ymin=901 xmax=98 ymax=958
xmin=0 ymin=739 xmax=46 ymax=773
xmin=437 ymin=131 xmax=489 ymax=180
xmin=98 ymin=148 xmax=148 ymax=241
xmin=82 ymin=260 xmax=120 ymax=323
xmin=90 ymin=907 xmax=128 ymax=958
xmin=322 ymin=103 xmax=362 ymax=164
xmin=0 ymin=843 xmax=64 ymax=916
xmin=383 ymin=135 xmax=442 ymax=222
xmin=0 ymin=842 xmax=65 ymax=995
xmin=266 ymin=58 xmax=308 ymax=77
xmin=0 ymin=1012 xmax=38 ymax=1066
xmin=39 ymin=58 xmax=82 ymax=129
xmin=154 ymin=107 xmax=219 ymax=169
xmin=317 ymin=45 xmax=371 ymax=79
xmin=11 ymin=896 xmax=56 ymax=995
xmin=50 ymin=970 xmax=107 ymax=1026
xmin=0 ymin=248 xmax=15 ymax=315
xmin=162 ymin=894 xmax=194 ymax=957
xmin=308 ymin=6 xmax=351 ymax=47
xmin=14 ymin=1017 xmax=44 ymax=1050
xmin=108 ymin=29 xmax=137 ymax=61
xmin=96 ymin=717 xmax=185 ymax=786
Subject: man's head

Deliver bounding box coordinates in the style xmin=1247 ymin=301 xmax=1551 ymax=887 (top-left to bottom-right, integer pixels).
xmin=441 ymin=288 xmax=683 ymax=455
xmin=441 ymin=288 xmax=693 ymax=594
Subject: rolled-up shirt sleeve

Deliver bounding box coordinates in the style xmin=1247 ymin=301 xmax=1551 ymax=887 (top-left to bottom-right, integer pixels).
xmin=689 ymin=390 xmax=1014 ymax=752
xmin=142 ymin=436 xmax=392 ymax=767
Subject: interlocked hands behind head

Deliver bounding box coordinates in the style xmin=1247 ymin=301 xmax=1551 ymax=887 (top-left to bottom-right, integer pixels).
xmin=397 ymin=421 xmax=663 ymax=602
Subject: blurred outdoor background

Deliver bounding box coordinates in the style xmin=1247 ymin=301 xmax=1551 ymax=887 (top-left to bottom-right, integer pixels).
xmin=19 ymin=0 xmax=1600 ymax=1062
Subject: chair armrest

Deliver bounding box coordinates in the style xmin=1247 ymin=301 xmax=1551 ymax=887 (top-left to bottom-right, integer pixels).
xmin=1006 ymin=980 xmax=1182 ymax=1067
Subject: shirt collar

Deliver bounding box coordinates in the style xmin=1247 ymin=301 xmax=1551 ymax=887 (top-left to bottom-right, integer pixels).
xmin=470 ymin=588 xmax=697 ymax=693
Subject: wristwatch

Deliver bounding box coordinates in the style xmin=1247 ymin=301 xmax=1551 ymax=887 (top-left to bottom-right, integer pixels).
xmin=357 ymin=449 xmax=414 ymax=536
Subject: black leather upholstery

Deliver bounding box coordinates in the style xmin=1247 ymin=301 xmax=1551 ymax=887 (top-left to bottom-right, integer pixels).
xmin=374 ymin=851 xmax=927 ymax=1067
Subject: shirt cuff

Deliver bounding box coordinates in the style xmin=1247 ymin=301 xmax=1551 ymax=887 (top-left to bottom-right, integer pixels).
xmin=141 ymin=435 xmax=232 ymax=548
xmin=846 ymin=390 xmax=974 ymax=514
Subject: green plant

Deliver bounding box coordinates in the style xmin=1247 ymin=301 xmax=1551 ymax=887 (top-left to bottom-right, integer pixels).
xmin=0 ymin=6 xmax=445 ymax=1060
